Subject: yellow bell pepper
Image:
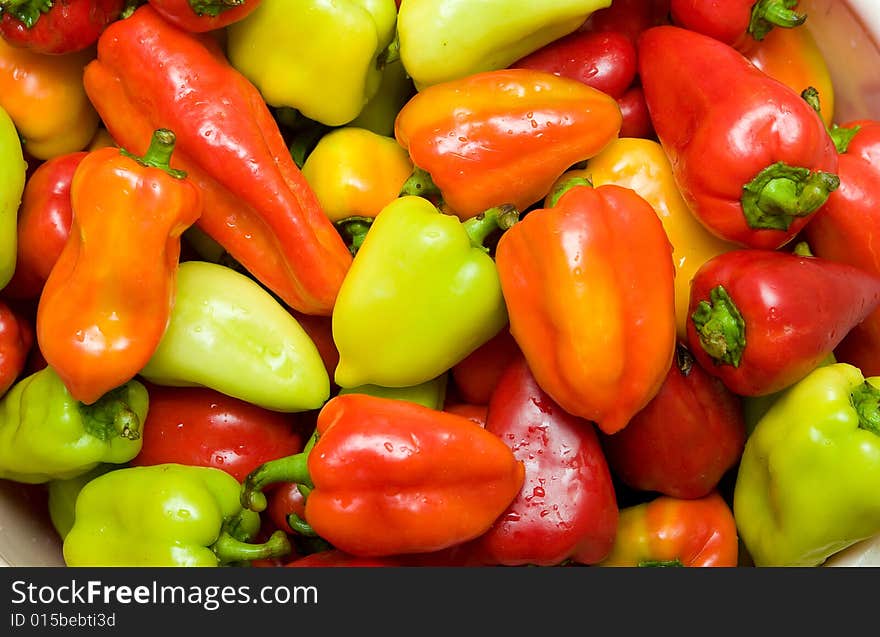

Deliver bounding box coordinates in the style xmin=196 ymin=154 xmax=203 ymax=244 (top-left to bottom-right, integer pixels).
xmin=226 ymin=0 xmax=397 ymax=127
xmin=0 ymin=39 xmax=100 ymax=160
xmin=570 ymin=138 xmax=738 ymax=339
xmin=301 ymin=127 xmax=413 ymax=223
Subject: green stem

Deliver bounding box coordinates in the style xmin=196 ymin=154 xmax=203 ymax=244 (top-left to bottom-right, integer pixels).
xmin=399 ymin=167 xmax=442 ymax=199
xmin=335 ymin=216 xmax=373 ymax=256
xmin=287 ymin=512 xmax=319 ymax=537
xmin=851 ymin=382 xmax=880 ymax=436
xmin=741 ymin=161 xmax=839 ymax=231
xmin=240 ymin=430 xmax=318 ymax=512
xmin=79 ymin=385 xmax=141 ymax=442
xmin=376 ymin=32 xmax=400 ymax=69
xmin=212 ymin=529 xmax=291 ymax=565
xmin=792 ymin=241 xmax=813 ymax=257
xmin=0 ymin=0 xmax=52 ymax=28
xmin=546 ymin=176 xmax=593 ymax=208
xmin=461 ymin=205 xmax=519 ymax=251
xmin=691 ymin=285 xmax=747 ymax=368
xmin=120 ymin=129 xmax=186 ymax=179
xmin=189 ymin=0 xmax=242 ymax=18
xmin=638 ymin=559 xmax=684 ymax=567
xmin=748 ymin=0 xmax=807 ymax=41
xmin=800 ymin=87 xmax=861 ymax=154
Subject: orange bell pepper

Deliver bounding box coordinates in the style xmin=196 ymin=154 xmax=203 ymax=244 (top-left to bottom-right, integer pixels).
xmin=0 ymin=38 xmax=99 ymax=160
xmin=36 ymin=129 xmax=202 ymax=405
xmin=495 ymin=181 xmax=676 ymax=435
xmin=394 ymin=68 xmax=622 ymax=220
xmin=598 ymin=492 xmax=739 ymax=567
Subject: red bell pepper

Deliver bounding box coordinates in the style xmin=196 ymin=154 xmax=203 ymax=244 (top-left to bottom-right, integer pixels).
xmin=471 ymin=356 xmax=618 ymax=566
xmin=241 ymin=394 xmax=525 ymax=557
xmin=686 ymin=248 xmax=880 ymax=397
xmin=0 ymin=299 xmax=32 ymax=398
xmin=0 ymin=0 xmax=123 ymax=55
xmin=495 ymin=181 xmax=676 ymax=435
xmin=442 ymin=403 xmax=488 ymax=428
xmin=616 ymin=84 xmax=654 ymax=139
xmin=450 ymin=328 xmax=520 ymax=406
xmin=639 ymin=25 xmax=839 ymax=249
xmin=82 ymin=5 xmax=352 ymax=316
xmin=804 ymin=120 xmax=880 ymax=376
xmin=130 ymin=385 xmax=306 ymax=483
xmin=669 ymin=0 xmax=806 ymax=49
xmin=146 ymin=0 xmax=262 ymax=32
xmin=601 ymin=343 xmax=746 ymax=500
xmin=587 ymin=0 xmax=671 ymax=45
xmin=394 ymin=68 xmax=622 ymax=219
xmin=1 ymin=151 xmax=83 ymax=300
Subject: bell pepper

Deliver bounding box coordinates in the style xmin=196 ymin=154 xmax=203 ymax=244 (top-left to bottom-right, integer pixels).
xmin=0 ymin=366 xmax=147 ymax=484
xmin=349 ymin=58 xmax=415 ymax=138
xmin=241 ymin=393 xmax=525 ymax=557
xmin=803 ymin=120 xmax=880 ymax=376
xmin=226 ymin=0 xmax=397 ymax=127
xmin=397 ymin=0 xmax=612 ymax=90
xmin=0 ymin=103 xmax=25 ymax=291
xmin=669 ymin=0 xmax=805 ymax=49
xmin=0 ymin=0 xmax=123 ymax=54
xmin=130 ymin=385 xmax=305 ymax=483
xmin=742 ymin=22 xmax=835 ymax=127
xmin=734 ymin=363 xmax=880 ymax=566
xmin=472 ymin=355 xmax=619 ymax=566
xmin=601 ymin=343 xmax=746 ymax=499
xmin=36 ymin=129 xmax=202 ymax=405
xmin=395 ymin=68 xmax=622 ymax=220
xmin=0 ymin=38 xmax=99 ymax=160
xmin=587 ymin=0 xmax=670 ymax=45
xmin=146 ymin=0 xmax=262 ymax=32
xmin=301 ymin=127 xmax=413 ymax=224
xmin=575 ymin=137 xmax=738 ymax=339
xmin=443 ymin=403 xmax=488 ymax=428
xmin=338 ymin=374 xmax=448 ymax=411
xmin=450 ymin=328 xmax=521 ymax=406
xmin=616 ymin=85 xmax=655 ymax=140
xmin=638 ymin=25 xmax=839 ymax=249
xmin=598 ymin=492 xmax=739 ymax=567
xmin=686 ymin=248 xmax=880 ymax=397
xmin=332 ymin=196 xmax=515 ymax=389
xmin=495 ymin=181 xmax=676 ymax=435
xmin=1 ymin=151 xmax=84 ymax=300
xmin=82 ymin=5 xmax=352 ymax=316
xmin=63 ymin=463 xmax=292 ymax=567
xmin=290 ymin=311 xmax=339 ymax=381
xmin=0 ymin=299 xmax=32 ymax=397
xmin=47 ymin=463 xmax=115 ymax=541
xmin=139 ymin=260 xmax=330 ymax=413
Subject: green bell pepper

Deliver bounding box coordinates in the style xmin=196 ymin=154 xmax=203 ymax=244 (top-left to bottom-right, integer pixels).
xmin=63 ymin=463 xmax=291 ymax=567
xmin=0 ymin=104 xmax=26 ymax=290
xmin=226 ymin=0 xmax=398 ymax=127
xmin=48 ymin=464 xmax=115 ymax=541
xmin=332 ymin=195 xmax=515 ymax=388
xmin=338 ymin=373 xmax=449 ymax=410
xmin=398 ymin=0 xmax=612 ymax=90
xmin=0 ymin=367 xmax=147 ymax=484
xmin=139 ymin=260 xmax=330 ymax=413
xmin=734 ymin=363 xmax=880 ymax=566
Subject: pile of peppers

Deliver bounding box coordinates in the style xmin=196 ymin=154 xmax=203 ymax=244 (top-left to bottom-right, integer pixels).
xmin=0 ymin=0 xmax=879 ymax=569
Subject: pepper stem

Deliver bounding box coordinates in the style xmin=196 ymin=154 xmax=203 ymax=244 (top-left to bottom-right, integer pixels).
xmin=240 ymin=430 xmax=318 ymax=512
xmin=335 ymin=216 xmax=373 ymax=256
xmin=462 ymin=204 xmax=519 ymax=251
xmin=792 ymin=241 xmax=814 ymax=257
xmin=377 ymin=32 xmax=400 ymax=69
xmin=851 ymin=382 xmax=880 ymax=436
xmin=287 ymin=512 xmax=319 ymax=537
xmin=547 ymin=175 xmax=594 ymax=208
xmin=79 ymin=384 xmax=141 ymax=442
xmin=120 ymin=129 xmax=187 ymax=180
xmin=189 ymin=0 xmax=242 ymax=18
xmin=741 ymin=161 xmax=839 ymax=231
xmin=0 ymin=0 xmax=52 ymax=28
xmin=691 ymin=285 xmax=747 ymax=367
xmin=399 ymin=167 xmax=442 ymax=199
xmin=748 ymin=0 xmax=807 ymax=41
xmin=800 ymin=87 xmax=861 ymax=153
xmin=212 ymin=529 xmax=291 ymax=565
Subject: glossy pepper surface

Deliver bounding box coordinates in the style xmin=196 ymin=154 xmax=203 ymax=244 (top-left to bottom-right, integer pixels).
xmin=227 ymin=0 xmax=396 ymax=127
xmin=0 ymin=103 xmax=25 ymax=291
xmin=147 ymin=0 xmax=262 ymax=32
xmin=0 ymin=366 xmax=147 ymax=484
xmin=338 ymin=374 xmax=449 ymax=411
xmin=332 ymin=196 xmax=514 ymax=389
xmin=734 ymin=363 xmax=880 ymax=566
xmin=139 ymin=260 xmax=330 ymax=413
xmin=472 ymin=356 xmax=619 ymax=566
xmin=0 ymin=38 xmax=99 ymax=160
xmin=0 ymin=299 xmax=32 ymax=397
xmin=0 ymin=0 xmax=123 ymax=54
xmin=686 ymin=249 xmax=880 ymax=397
xmin=397 ymin=0 xmax=611 ymax=89
xmin=669 ymin=0 xmax=806 ymax=49
xmin=36 ymin=129 xmax=202 ymax=405
xmin=242 ymin=394 xmax=525 ymax=557
xmin=598 ymin=492 xmax=739 ymax=567
xmin=82 ymin=5 xmax=352 ymax=316
xmin=495 ymin=182 xmax=676 ymax=435
xmin=638 ymin=25 xmax=839 ymax=249
xmin=63 ymin=463 xmax=291 ymax=567
xmin=394 ymin=68 xmax=623 ymax=220
xmin=47 ymin=464 xmax=114 ymax=540
xmin=578 ymin=137 xmax=738 ymax=339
